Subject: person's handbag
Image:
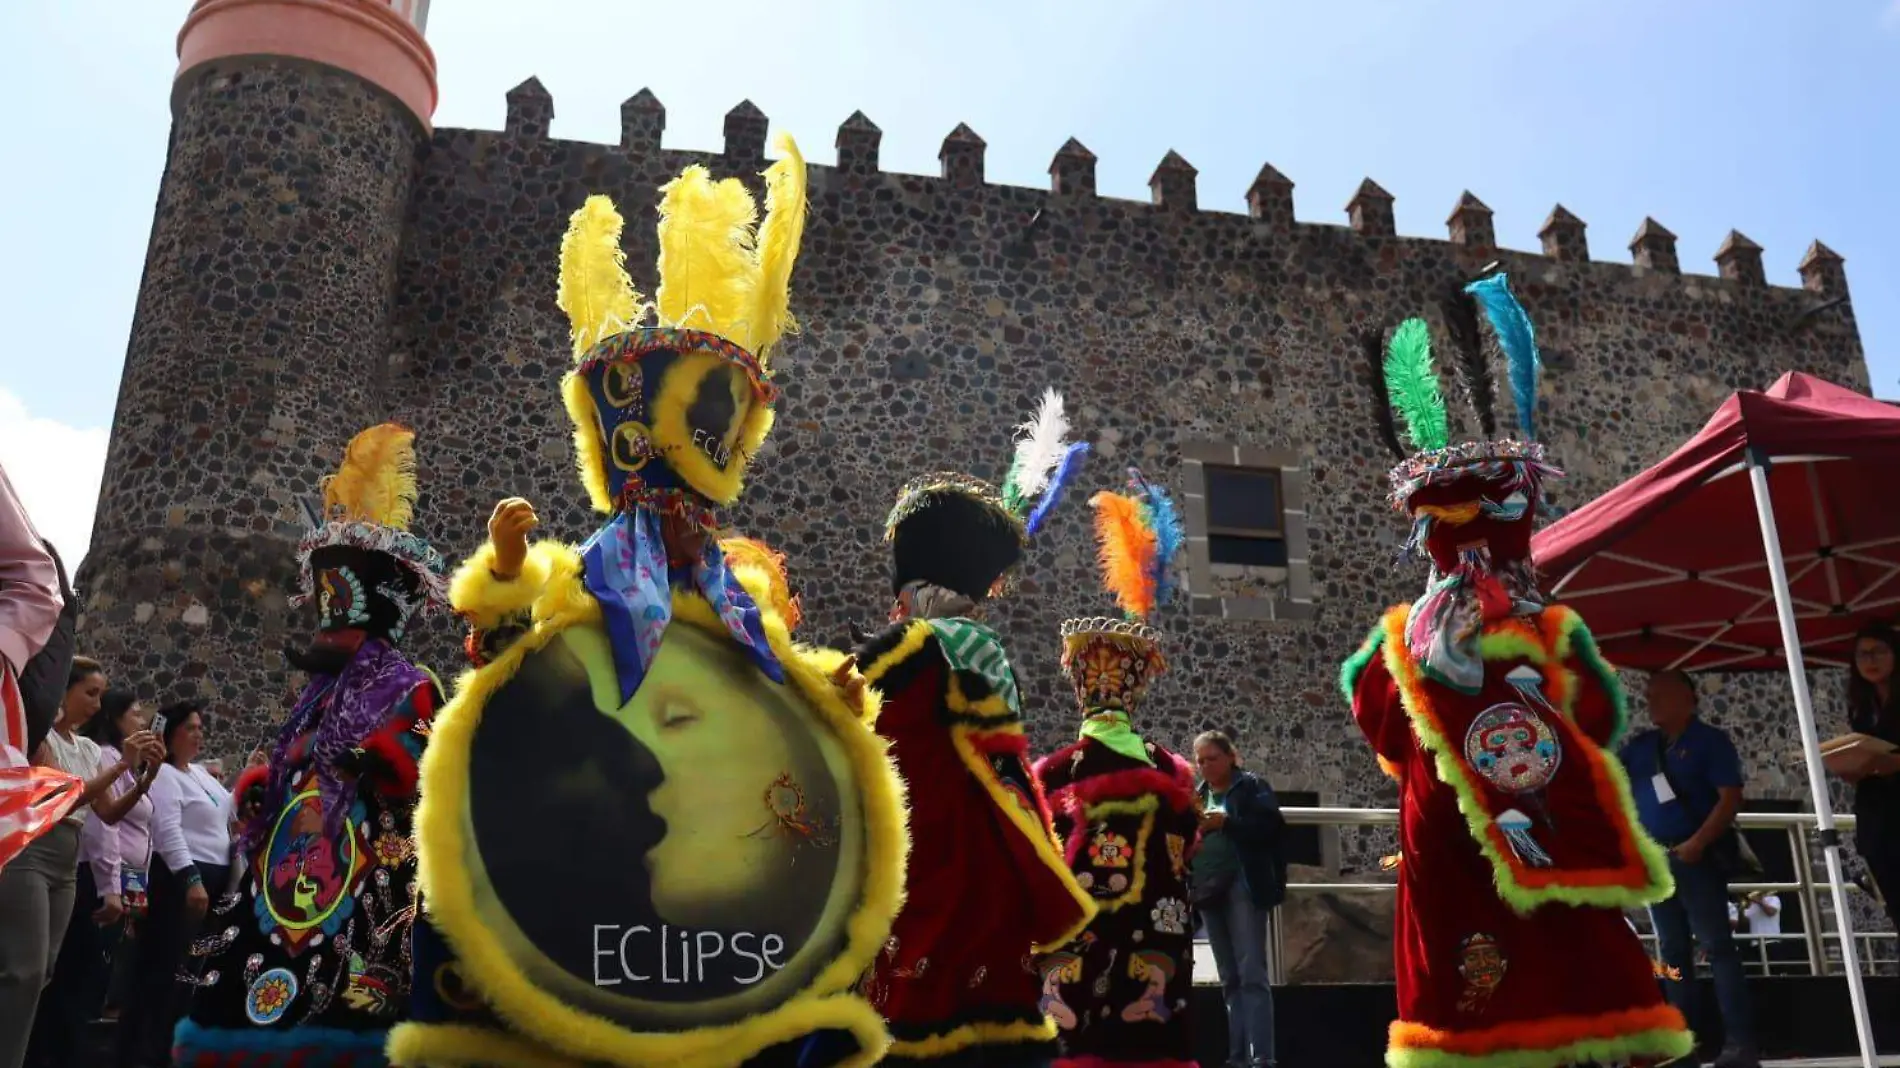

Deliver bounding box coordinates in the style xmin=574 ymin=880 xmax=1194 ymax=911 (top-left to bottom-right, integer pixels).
xmin=1651 ymin=734 xmax=1763 ymax=878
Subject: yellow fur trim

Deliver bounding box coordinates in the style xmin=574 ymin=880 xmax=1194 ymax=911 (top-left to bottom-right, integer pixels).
xmin=322 ymin=423 xmax=418 ymax=530
xmin=562 ymin=372 xmax=615 ymax=514
xmin=886 ymin=1016 xmax=1058 ymax=1059
xmin=557 ymin=195 xmax=643 ymax=360
xmin=415 ymin=566 xmax=906 ymax=1068
xmin=946 ymin=723 xmax=1097 ymax=952
xmin=1074 ymin=795 xmax=1158 ymax=913
xmin=447 ymin=539 xmax=561 ymax=631
xmin=649 ymin=348 xmax=775 ymax=507
xmin=858 ymin=621 xmax=934 ymax=687
xmin=387 ymin=1021 xmax=592 ymax=1068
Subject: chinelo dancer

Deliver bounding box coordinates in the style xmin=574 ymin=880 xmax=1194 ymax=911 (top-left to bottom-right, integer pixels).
xmin=855 ymin=392 xmax=1096 ymax=1068
xmin=1340 ymin=276 xmax=1693 ymax=1068
xmin=390 ymin=135 xmax=908 ymax=1068
xmin=174 ymin=423 xmax=450 ymax=1068
xmin=1034 ymin=469 xmax=1200 ymax=1068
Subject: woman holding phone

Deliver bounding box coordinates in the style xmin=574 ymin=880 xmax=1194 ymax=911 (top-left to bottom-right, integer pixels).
xmin=116 ymin=699 xmax=230 ymax=1068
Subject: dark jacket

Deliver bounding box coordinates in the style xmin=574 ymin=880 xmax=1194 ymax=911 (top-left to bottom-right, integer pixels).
xmin=1199 ymin=769 xmax=1289 ymax=911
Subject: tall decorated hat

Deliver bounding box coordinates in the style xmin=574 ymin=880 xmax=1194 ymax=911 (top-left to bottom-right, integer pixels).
xmin=1367 ymin=273 xmax=1561 ymax=692
xmin=886 ymin=389 xmax=1089 ymax=602
xmin=293 ymin=423 xmax=448 ymax=642
xmin=1061 ymin=468 xmax=1185 ymax=717
xmin=555 ymin=137 xmax=809 ymax=704
xmin=557 ymin=134 xmax=808 ymax=524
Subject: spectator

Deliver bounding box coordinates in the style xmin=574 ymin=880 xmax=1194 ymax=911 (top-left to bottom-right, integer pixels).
xmin=1620 ymin=671 xmax=1758 ymax=1068
xmin=1840 ymin=624 xmax=1900 ymax=935
xmin=0 ymin=661 xmax=158 ymax=1068
xmin=1189 ymin=731 xmax=1287 ymax=1068
xmin=117 ymin=700 xmax=229 ymax=1068
xmin=0 ymin=463 xmax=62 ymax=761
xmin=24 ymin=690 xmax=156 ymax=1065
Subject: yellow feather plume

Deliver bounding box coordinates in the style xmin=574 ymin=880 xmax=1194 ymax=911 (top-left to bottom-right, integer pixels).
xmin=557 ymin=196 xmax=643 ymax=360
xmin=654 ymin=166 xmax=759 ymax=338
xmin=1092 ymin=491 xmax=1157 ymax=620
xmin=321 ymin=423 xmax=418 ymax=531
xmin=738 ymin=133 xmax=809 ymax=366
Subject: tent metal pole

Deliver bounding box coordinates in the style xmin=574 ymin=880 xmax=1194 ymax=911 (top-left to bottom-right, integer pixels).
xmin=1746 ymin=449 xmax=1877 ymax=1067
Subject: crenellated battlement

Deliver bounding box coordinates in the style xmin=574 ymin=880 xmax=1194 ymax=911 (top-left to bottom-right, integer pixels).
xmin=489 ymin=82 xmax=1850 ymax=300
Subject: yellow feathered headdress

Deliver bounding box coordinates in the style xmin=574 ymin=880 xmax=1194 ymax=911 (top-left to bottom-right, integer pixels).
xmin=556 ymin=133 xmax=809 ymax=365
xmin=320 ymin=423 xmax=418 ymax=530
xmin=555 ymin=135 xmax=810 ymax=515
xmin=294 ymin=423 xmax=448 ymax=614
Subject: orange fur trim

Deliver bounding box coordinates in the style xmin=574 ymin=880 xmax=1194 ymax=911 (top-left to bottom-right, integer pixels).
xmin=1390 ymin=1003 xmax=1687 ymax=1056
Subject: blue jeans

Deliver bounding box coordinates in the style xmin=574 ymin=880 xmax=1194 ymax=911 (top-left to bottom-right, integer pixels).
xmin=1202 ymin=889 xmax=1275 ymax=1067
xmin=1650 ymin=854 xmax=1753 ymax=1049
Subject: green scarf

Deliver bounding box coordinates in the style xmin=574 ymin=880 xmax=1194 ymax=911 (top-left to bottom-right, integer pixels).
xmin=1080 ymin=710 xmax=1154 ymax=766
xmin=924 ymin=618 xmax=1020 ymax=716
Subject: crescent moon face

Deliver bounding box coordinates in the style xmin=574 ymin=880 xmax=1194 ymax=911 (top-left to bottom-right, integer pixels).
xmin=459 ymin=619 xmax=866 ymax=1029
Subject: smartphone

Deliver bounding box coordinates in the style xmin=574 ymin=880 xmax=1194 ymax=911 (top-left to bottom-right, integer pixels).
xmin=143 ymin=714 xmax=167 ymax=774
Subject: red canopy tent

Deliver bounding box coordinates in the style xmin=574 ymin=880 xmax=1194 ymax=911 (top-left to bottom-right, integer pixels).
xmin=1535 ymin=372 xmax=1900 ymax=671
xmin=1531 ymin=371 xmax=1900 ymax=1068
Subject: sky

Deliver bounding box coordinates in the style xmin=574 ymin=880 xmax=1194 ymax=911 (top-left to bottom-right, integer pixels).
xmin=0 ymin=0 xmax=1894 ymax=567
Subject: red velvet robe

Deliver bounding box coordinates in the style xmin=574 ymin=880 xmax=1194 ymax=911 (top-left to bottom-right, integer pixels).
xmin=858 ymin=619 xmax=1097 ymax=1063
xmin=1343 ymin=604 xmax=1693 ymax=1068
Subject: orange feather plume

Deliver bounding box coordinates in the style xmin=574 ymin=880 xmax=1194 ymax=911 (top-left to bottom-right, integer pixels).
xmin=1092 ymin=490 xmax=1158 ymax=620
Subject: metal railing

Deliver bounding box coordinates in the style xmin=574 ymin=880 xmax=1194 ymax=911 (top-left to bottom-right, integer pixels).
xmin=1190 ymin=806 xmax=1897 ymax=986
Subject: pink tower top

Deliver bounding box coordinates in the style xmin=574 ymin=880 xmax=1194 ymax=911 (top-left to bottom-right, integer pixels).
xmin=175 ymin=0 xmax=438 ymax=130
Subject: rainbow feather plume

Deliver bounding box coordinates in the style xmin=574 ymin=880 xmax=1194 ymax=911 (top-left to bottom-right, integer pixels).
xmin=1026 ymin=441 xmax=1090 ymax=536
xmin=1132 ymin=470 xmax=1184 ymax=607
xmin=1093 ymin=490 xmax=1158 ymax=620
xmin=1383 ymin=318 xmax=1449 ymax=453
xmin=1464 ymin=273 xmax=1541 ymax=440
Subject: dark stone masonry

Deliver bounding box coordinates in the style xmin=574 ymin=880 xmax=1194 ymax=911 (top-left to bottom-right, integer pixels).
xmin=79 ymin=59 xmax=1875 ymax=915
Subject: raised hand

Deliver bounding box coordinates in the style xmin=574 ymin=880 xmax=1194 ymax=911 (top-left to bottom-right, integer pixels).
xmin=830 ymin=655 xmax=868 ymax=708
xmin=488 ymin=498 xmax=540 ymax=580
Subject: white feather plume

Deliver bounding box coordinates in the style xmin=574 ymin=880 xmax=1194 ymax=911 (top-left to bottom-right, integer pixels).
xmin=1002 ymin=388 xmax=1072 ymax=511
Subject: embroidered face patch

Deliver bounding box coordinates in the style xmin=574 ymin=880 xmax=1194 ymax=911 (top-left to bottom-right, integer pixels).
xmin=1455 ymin=933 xmax=1506 ymax=1013
xmin=1462 ymin=702 xmax=1561 ymax=795
xmin=315 ymin=566 xmax=371 ymax=632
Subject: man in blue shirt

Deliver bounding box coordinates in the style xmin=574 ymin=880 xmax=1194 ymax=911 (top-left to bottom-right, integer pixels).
xmin=1620 ymin=670 xmax=1758 ymax=1068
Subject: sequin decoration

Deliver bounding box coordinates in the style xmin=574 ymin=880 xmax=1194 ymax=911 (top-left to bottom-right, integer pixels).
xmin=246 ymin=968 xmax=299 ymax=1025
xmin=1462 ymin=702 xmax=1561 ymax=795
xmin=1150 ymin=897 xmax=1189 ymax=935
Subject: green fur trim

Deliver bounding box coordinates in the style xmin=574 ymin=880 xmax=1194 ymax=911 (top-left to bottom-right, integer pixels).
xmin=1476 ymin=629 xmax=1545 ymax=664
xmin=1387 ymin=1025 xmax=1694 ymax=1068
xmin=1384 ymin=609 xmax=1673 ymax=915
xmin=1340 ymin=624 xmax=1388 ymax=703
xmin=1561 ymin=615 xmax=1630 ymax=747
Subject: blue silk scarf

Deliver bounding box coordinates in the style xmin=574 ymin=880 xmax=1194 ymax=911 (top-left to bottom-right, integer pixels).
xmin=580 ymin=509 xmax=783 ymax=704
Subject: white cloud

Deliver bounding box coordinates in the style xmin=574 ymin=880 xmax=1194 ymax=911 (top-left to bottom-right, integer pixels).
xmin=0 ymin=389 xmax=108 ymax=570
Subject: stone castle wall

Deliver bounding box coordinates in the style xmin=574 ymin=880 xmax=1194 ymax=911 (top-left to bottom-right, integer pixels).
xmin=82 ymin=69 xmax=1874 ymax=890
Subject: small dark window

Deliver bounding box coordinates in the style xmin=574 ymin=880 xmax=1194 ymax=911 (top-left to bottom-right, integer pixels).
xmin=1204 ymin=465 xmax=1287 ymax=569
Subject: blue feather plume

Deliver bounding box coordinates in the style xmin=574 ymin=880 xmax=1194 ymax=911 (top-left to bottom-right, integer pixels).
xmin=1138 ymin=477 xmax=1185 ymax=606
xmin=1463 ymin=273 xmax=1541 ymax=440
xmin=1025 ymin=441 xmax=1090 ymax=536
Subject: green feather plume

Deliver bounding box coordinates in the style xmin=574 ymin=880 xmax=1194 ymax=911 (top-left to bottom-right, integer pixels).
xmin=1383 ymin=318 xmax=1449 ymax=452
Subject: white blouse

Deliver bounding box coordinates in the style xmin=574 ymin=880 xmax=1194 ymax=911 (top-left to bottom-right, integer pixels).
xmin=41 ymin=728 xmax=104 ymax=826
xmin=149 ymin=762 xmax=232 ymax=871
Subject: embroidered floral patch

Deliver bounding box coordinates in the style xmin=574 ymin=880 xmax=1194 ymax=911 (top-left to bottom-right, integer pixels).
xmin=1088 ymin=830 xmax=1132 ymax=868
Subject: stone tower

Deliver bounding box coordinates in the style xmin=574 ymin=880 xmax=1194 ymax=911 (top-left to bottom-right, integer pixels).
xmin=78 ymin=0 xmax=436 ymax=721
